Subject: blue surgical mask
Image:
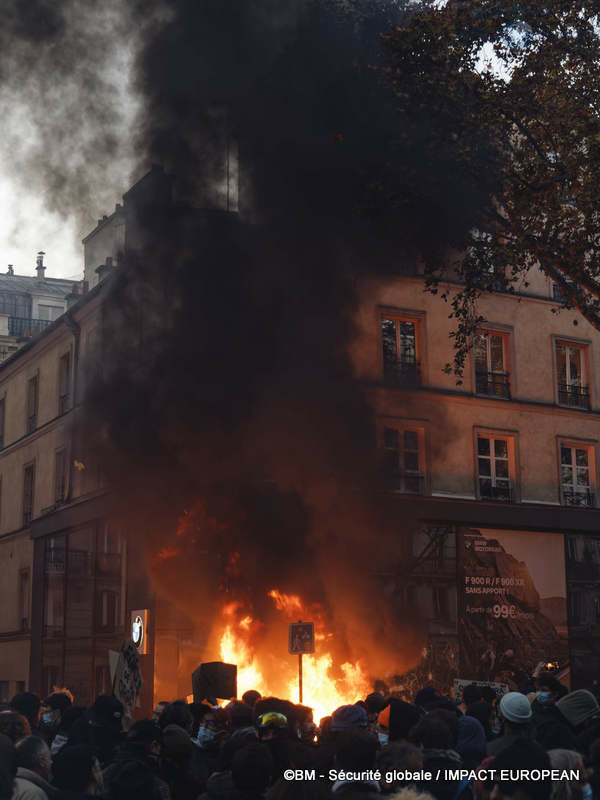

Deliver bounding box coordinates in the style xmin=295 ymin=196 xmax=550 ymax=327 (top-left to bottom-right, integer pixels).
xmin=194 ymin=727 xmax=216 ymax=746
xmin=41 ymin=713 xmax=55 ymax=725
xmin=582 ymin=785 xmax=592 ymax=800
xmin=537 ymin=692 xmax=551 ymax=705
xmin=378 ymin=732 xmax=389 ymax=747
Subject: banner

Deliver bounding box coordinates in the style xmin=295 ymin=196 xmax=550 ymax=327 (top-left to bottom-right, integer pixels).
xmin=458 ymin=528 xmax=568 ymax=687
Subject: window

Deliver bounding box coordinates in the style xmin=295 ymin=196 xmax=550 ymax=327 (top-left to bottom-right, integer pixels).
xmin=44 ymin=535 xmax=65 ymax=637
xmin=19 ymin=569 xmax=30 ymax=631
xmin=560 ymin=444 xmax=594 ymax=507
xmin=22 ymin=463 xmax=35 ymax=526
xmin=474 ymin=331 xmax=510 ymax=398
xmin=26 ymin=375 xmax=38 ymax=433
xmin=38 ymin=304 xmax=63 ymax=322
xmin=381 ymin=316 xmax=421 ymax=385
xmin=477 ymin=434 xmax=514 ymax=502
xmin=0 ymin=397 xmax=5 ymax=449
xmin=383 ymin=426 xmax=425 ymax=493
xmin=556 ymin=341 xmax=590 ymax=409
xmin=55 ymin=449 xmax=66 ymax=504
xmin=58 ymin=353 xmax=71 ymax=415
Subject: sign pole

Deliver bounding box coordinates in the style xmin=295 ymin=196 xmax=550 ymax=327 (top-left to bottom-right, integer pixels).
xmin=298 ymin=653 xmax=303 ymax=704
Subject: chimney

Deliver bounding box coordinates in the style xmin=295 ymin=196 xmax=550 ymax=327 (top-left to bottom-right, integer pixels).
xmin=82 ymin=280 xmax=89 ymax=294
xmin=36 ymin=251 xmax=46 ymax=280
xmin=7 ymin=265 xmax=13 ymax=276
xmin=66 ymin=283 xmax=80 ymax=309
xmin=95 ymin=255 xmax=115 ymax=283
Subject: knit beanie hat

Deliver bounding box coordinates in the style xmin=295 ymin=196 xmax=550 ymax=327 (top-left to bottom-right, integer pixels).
xmin=556 ymin=690 xmax=600 ymax=729
xmin=162 ymin=724 xmax=193 ymax=759
xmin=499 ymin=692 xmax=532 ymax=724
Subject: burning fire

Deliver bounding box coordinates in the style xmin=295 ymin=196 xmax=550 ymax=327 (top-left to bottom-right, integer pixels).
xmin=219 ymin=589 xmax=370 ymax=723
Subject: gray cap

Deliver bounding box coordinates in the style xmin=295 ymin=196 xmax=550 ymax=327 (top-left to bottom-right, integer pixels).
xmin=499 ymin=692 xmax=532 ymax=724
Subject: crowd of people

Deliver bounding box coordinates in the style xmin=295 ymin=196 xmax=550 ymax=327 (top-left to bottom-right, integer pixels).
xmin=0 ymin=669 xmax=598 ymax=800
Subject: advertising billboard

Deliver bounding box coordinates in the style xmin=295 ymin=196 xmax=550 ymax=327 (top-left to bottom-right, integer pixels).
xmin=458 ymin=528 xmax=569 ymax=687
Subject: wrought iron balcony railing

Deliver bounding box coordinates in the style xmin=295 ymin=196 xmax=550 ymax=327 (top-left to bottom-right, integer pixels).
xmin=475 ymin=370 xmax=511 ymax=398
xmin=8 ymin=317 xmax=53 ymax=338
xmin=558 ymin=382 xmax=590 ymax=409
xmin=383 ymin=358 xmax=421 ymax=386
xmin=563 ymin=488 xmax=595 ymax=507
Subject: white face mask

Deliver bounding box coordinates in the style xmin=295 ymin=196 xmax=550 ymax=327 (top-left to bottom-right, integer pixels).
xmin=378 ymin=732 xmax=389 ymax=747
xmin=194 ymin=727 xmax=216 ymax=746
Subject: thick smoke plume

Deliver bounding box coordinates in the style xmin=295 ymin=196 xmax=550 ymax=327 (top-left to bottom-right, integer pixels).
xmin=82 ymin=0 xmax=441 ymax=689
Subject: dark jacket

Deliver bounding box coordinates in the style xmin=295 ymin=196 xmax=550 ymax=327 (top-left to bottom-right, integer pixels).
xmin=531 ymin=703 xmax=578 ymax=751
xmin=67 ymin=718 xmax=124 ymax=768
xmin=420 ymin=748 xmax=466 ymax=800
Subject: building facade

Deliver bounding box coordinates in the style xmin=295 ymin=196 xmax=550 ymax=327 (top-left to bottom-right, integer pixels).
xmin=351 ymin=266 xmax=600 ymax=690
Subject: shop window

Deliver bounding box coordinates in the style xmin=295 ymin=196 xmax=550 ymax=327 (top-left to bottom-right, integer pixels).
xmin=476 ymin=434 xmax=515 ymax=502
xmin=26 ymin=375 xmax=38 ymax=433
xmin=22 ymin=463 xmax=35 ymax=526
xmin=383 ymin=426 xmax=425 ymax=494
xmin=560 ymin=443 xmax=595 ymax=507
xmin=474 ymin=331 xmax=510 ymax=398
xmin=555 ymin=341 xmax=590 ymax=409
xmin=381 ymin=315 xmax=421 ymax=385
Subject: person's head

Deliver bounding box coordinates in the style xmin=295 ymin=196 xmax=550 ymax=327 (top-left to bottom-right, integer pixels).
xmin=425 ymin=709 xmax=459 ymax=747
xmin=0 ymin=734 xmax=16 ymax=800
xmin=242 ymin=690 xmax=262 ymax=708
xmin=535 ymin=673 xmax=563 ymax=705
xmin=480 ymin=686 xmax=498 ymax=708
xmin=556 ymin=691 xmax=600 ymax=732
xmin=125 ymin=720 xmax=163 ymax=760
xmin=466 ymin=700 xmax=493 ymax=739
xmin=414 ymin=687 xmax=442 ymax=713
xmin=365 ymin=693 xmax=388 ymax=723
xmin=498 ymin=692 xmax=532 ymax=732
xmin=0 ymin=711 xmax=31 ymax=743
xmin=41 ymin=691 xmax=72 ymax=728
xmin=9 ymin=693 xmax=40 ymax=729
xmin=335 ymin=729 xmax=378 ymax=772
xmin=88 ymin=694 xmax=124 ymax=733
xmin=57 ymin=706 xmax=85 ymax=735
xmin=548 ymin=749 xmax=587 ymax=800
xmin=410 ymin=715 xmax=454 ymax=751
xmin=256 ymin=711 xmax=289 ymax=742
xmin=378 ymin=743 xmax=423 ymax=794
xmin=15 ymin=736 xmax=51 ymax=780
xmin=158 ymin=699 xmax=193 ymax=734
xmin=379 ymin=699 xmax=421 ymax=744
xmin=456 ymin=715 xmax=487 ymax=764
xmin=331 ymin=704 xmax=368 ymax=733
xmin=152 ymin=701 xmax=169 ymax=723
xmin=463 ymin=684 xmax=484 ymax=707
xmin=161 ymin=724 xmax=193 ymax=765
xmin=227 ymin=700 xmax=254 ymax=731
xmin=219 ymin=727 xmax=259 ymax=771
xmin=491 ymin=740 xmax=551 ymax=800
xmin=231 ymin=742 xmax=273 ymax=793
xmin=52 ymin=745 xmax=102 ymax=795
xmin=110 ymin=760 xmax=163 ymax=800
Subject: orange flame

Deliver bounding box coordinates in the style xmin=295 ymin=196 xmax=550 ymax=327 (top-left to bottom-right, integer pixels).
xmin=217 ymin=588 xmax=370 ymax=723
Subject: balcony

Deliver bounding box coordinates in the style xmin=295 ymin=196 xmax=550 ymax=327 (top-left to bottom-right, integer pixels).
xmin=480 ymin=481 xmax=513 ymax=503
xmin=563 ymin=488 xmax=595 ymax=508
xmin=8 ymin=317 xmax=53 ymax=338
xmin=383 ymin=358 xmax=421 ymax=387
xmin=558 ymin=382 xmax=590 ymax=410
xmin=475 ymin=370 xmax=511 ymax=398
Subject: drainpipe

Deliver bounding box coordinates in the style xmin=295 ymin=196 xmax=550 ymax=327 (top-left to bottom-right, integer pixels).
xmin=63 ymin=310 xmax=80 ymax=502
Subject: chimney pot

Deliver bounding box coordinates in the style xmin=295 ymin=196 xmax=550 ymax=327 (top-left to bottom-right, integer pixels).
xmin=7 ymin=265 xmax=13 ymax=276
xmin=36 ymin=251 xmax=46 ymax=280
xmin=72 ymin=284 xmax=79 ymax=295
xmin=82 ymin=281 xmax=89 ymax=294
